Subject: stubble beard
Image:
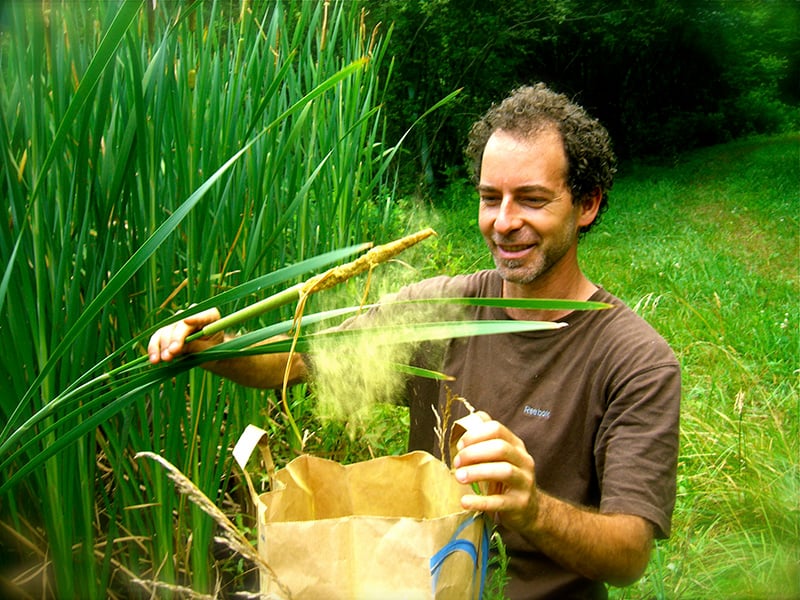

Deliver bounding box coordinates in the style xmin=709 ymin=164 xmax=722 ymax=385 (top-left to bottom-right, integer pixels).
xmin=493 ymin=252 xmax=551 ymax=286
xmin=491 ymin=223 xmax=578 ymax=287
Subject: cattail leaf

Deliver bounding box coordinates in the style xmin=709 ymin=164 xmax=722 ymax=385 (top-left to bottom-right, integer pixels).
xmin=399 ymin=297 xmax=613 ymax=311
xmin=0 ymin=1 xmax=142 ymax=316
xmin=1 ymin=134 xmax=264 ymax=444
xmin=29 ymin=0 xmax=142 ymax=206
xmin=390 ymin=363 xmax=456 ymax=381
xmin=195 ymin=319 xmax=567 ymax=360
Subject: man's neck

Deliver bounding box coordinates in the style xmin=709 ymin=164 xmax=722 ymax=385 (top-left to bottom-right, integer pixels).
xmin=501 ymin=271 xmax=598 ymax=322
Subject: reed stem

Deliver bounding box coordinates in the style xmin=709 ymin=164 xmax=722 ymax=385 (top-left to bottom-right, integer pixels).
xmin=186 ymin=228 xmax=436 ymax=343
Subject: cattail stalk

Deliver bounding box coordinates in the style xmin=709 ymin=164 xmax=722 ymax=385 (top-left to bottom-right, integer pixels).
xmin=186 ymin=228 xmax=436 ymax=342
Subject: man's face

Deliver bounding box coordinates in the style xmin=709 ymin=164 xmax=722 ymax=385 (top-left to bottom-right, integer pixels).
xmin=478 ymin=128 xmax=586 ymax=289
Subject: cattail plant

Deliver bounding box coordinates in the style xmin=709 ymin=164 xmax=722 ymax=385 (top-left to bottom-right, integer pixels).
xmin=0 ymin=1 xmax=407 ymax=595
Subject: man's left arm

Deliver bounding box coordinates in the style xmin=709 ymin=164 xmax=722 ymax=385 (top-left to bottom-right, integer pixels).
xmin=453 ymin=417 xmax=654 ymax=585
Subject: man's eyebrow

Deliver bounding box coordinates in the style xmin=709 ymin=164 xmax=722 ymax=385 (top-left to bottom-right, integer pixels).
xmin=476 ymin=184 xmax=554 ymax=195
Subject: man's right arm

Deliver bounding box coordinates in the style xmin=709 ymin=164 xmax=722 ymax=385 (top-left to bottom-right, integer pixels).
xmin=147 ymin=307 xmax=308 ymax=389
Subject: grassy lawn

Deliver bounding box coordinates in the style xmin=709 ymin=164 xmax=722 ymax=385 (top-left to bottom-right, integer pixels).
xmin=579 ymin=136 xmax=798 ymax=598
xmin=370 ymin=134 xmax=799 ymax=598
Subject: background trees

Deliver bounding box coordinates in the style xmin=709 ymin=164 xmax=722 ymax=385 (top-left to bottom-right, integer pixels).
xmin=369 ymin=0 xmax=799 ymax=189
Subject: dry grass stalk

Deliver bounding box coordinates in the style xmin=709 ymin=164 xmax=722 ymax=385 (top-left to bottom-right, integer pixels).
xmin=134 ymin=452 xmax=292 ymax=600
xmin=433 ymin=386 xmax=476 ymax=465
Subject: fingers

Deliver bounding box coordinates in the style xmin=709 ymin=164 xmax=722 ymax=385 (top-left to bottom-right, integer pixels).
xmin=455 ymin=453 xmax=534 ymax=516
xmin=147 ymin=307 xmax=221 ymax=364
xmin=455 ymin=419 xmax=527 ymax=458
xmin=454 ymin=456 xmax=516 ymax=492
xmin=453 ymin=418 xmax=536 ymax=517
xmin=147 ymin=322 xmax=191 ymax=364
xmin=473 ymin=410 xmax=492 ymax=423
xmin=460 ymin=488 xmax=515 ymax=513
xmin=455 ymin=452 xmax=535 ymax=518
xmin=454 ymin=446 xmax=532 ymax=491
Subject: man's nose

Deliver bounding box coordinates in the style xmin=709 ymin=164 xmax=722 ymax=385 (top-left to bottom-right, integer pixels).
xmin=494 ymin=197 xmax=523 ymax=233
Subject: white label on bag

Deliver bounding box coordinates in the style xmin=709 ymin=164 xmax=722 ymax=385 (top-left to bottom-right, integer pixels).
xmin=233 ymin=424 xmax=269 ymax=469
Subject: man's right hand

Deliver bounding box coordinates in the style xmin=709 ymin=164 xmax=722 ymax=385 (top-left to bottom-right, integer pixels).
xmin=147 ymin=307 xmax=224 ymax=364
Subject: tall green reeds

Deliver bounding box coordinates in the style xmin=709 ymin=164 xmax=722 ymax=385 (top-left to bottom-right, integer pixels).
xmin=0 ymin=0 xmax=405 ymax=596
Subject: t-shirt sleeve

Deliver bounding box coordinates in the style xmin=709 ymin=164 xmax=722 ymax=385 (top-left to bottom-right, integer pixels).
xmin=595 ymin=342 xmax=681 ymax=539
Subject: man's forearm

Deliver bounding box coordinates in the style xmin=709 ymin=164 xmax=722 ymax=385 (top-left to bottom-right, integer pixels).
xmin=200 ymin=335 xmax=308 ymax=389
xmin=523 ymin=492 xmax=653 ymax=586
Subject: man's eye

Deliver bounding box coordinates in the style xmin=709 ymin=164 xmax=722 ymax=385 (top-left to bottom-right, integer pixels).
xmin=521 ymin=197 xmax=547 ymax=207
xmin=480 ymin=196 xmax=501 ymax=204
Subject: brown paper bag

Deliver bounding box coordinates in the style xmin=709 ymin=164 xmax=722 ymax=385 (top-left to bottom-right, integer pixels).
xmin=233 ymin=424 xmax=489 ymax=600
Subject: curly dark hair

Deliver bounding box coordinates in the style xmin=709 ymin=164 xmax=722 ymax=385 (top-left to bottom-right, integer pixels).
xmin=465 ymin=83 xmax=617 ymax=234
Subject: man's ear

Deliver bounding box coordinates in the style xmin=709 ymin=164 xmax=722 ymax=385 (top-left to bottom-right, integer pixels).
xmin=578 ymin=187 xmax=603 ymax=229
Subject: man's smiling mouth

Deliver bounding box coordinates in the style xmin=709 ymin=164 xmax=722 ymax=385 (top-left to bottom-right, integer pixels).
xmin=495 ymin=242 xmax=536 ymax=258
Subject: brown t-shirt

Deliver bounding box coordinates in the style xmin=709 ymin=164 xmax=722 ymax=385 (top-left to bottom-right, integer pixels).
xmin=383 ymin=270 xmax=680 ymax=600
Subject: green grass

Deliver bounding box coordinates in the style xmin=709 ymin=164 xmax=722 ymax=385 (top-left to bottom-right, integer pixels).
xmin=599 ymin=136 xmax=799 ymax=599
xmin=406 ymin=134 xmax=798 ymax=598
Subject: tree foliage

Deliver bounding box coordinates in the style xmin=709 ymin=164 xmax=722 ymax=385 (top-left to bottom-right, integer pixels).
xmin=368 ymin=0 xmax=800 ymax=188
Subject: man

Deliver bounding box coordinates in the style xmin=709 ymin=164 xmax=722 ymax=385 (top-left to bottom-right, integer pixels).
xmin=149 ymin=83 xmax=680 ymax=599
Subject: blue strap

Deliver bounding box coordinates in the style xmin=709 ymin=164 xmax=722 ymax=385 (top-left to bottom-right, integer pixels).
xmin=430 ymin=514 xmax=490 ymax=598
